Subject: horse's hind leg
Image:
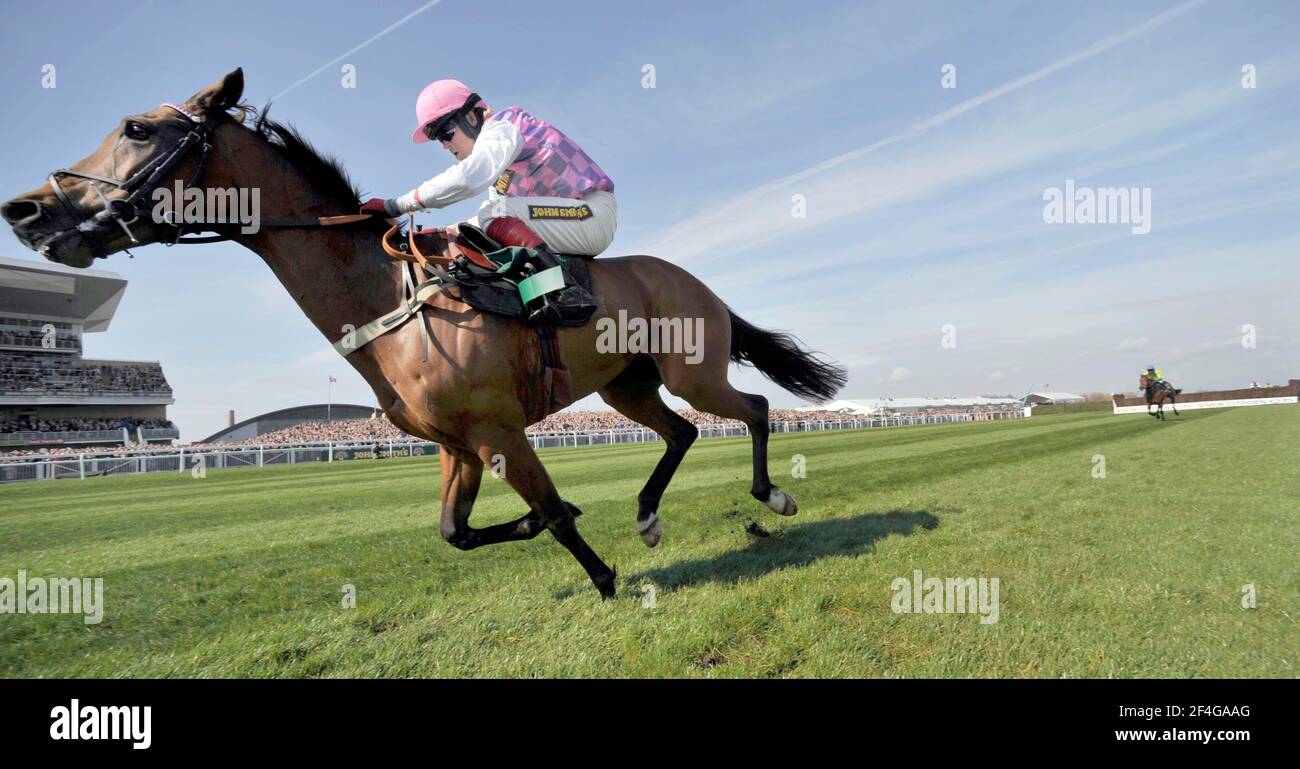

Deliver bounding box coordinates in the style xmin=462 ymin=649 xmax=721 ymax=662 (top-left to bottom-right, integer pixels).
xmin=658 ymin=358 xmax=795 ymax=517
xmin=598 ymin=357 xmax=698 ymax=547
xmin=470 ymin=426 xmax=616 ymax=598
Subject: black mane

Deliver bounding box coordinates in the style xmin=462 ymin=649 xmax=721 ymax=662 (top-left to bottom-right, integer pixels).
xmin=238 ymin=102 xmax=393 ymax=235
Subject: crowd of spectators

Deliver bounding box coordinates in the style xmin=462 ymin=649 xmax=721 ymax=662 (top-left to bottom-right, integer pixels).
xmin=0 ymin=351 xmax=171 ymax=395
xmin=902 ymin=405 xmax=1017 ymax=417
xmin=524 ymin=408 xmax=853 ymax=433
xmin=223 ymin=418 xmax=407 ymax=446
xmin=0 ymin=443 xmax=180 ymax=459
xmin=0 ymin=416 xmax=175 ymax=435
xmin=0 ymin=324 xmax=80 ymax=351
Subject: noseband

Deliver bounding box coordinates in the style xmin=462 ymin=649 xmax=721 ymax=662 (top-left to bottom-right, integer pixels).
xmin=42 ymin=102 xmax=221 ymax=257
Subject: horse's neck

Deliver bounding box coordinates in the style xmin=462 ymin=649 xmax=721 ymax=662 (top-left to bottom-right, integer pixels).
xmin=219 ymin=127 xmax=402 ymax=345
xmin=241 ymin=225 xmax=400 ymax=341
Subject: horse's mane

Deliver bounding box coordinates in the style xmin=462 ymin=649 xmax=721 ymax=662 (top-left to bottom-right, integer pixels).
xmin=232 ymin=101 xmax=394 ymax=236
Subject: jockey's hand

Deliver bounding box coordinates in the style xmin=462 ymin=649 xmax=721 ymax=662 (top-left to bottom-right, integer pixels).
xmin=444 ymin=223 xmax=461 ymax=239
xmin=360 ymin=198 xmax=397 ymax=217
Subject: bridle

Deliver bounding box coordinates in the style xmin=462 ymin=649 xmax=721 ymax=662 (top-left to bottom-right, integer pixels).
xmin=40 ymin=102 xmax=372 ymax=259
xmin=42 ymin=103 xmax=220 ymax=258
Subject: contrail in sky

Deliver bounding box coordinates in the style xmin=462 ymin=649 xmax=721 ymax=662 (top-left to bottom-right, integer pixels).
xmin=271 ymin=0 xmax=448 ymax=101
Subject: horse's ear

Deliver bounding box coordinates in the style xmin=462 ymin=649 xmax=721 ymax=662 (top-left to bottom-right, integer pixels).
xmin=186 ymin=68 xmax=245 ymax=116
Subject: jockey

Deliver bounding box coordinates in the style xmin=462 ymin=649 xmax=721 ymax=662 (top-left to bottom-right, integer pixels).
xmin=360 ymin=79 xmax=614 ymax=322
xmin=1143 ymin=364 xmax=1166 ymax=389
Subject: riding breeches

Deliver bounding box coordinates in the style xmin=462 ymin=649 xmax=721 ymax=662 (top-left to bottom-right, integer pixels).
xmin=473 ymin=190 xmax=617 ymax=256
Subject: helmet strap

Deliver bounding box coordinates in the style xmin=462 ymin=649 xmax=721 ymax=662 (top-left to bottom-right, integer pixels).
xmin=454 ymin=106 xmax=486 ymax=141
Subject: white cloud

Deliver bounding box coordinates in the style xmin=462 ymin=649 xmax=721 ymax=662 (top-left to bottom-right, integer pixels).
xmin=888 ymin=367 xmax=913 ymax=383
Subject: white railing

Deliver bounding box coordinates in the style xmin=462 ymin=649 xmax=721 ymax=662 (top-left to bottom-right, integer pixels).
xmin=0 ymin=410 xmax=1027 ymax=483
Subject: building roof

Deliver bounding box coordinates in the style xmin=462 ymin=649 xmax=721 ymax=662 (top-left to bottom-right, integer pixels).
xmin=0 ymin=255 xmax=126 ymax=332
xmin=1028 ymin=392 xmax=1085 ymax=401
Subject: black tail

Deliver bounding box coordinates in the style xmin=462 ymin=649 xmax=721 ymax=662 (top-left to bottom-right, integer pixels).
xmin=728 ymin=308 xmax=846 ymax=402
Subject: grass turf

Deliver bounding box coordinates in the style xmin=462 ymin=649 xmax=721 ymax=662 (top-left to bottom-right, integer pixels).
xmin=1 ymin=407 xmax=1295 ymax=678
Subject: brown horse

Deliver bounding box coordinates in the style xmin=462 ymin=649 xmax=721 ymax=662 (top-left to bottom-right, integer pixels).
xmin=1 ymin=69 xmax=845 ymax=598
xmin=1140 ymin=374 xmax=1180 ymax=420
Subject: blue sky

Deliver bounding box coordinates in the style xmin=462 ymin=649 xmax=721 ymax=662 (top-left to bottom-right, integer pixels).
xmin=1 ymin=0 xmax=1297 ymax=441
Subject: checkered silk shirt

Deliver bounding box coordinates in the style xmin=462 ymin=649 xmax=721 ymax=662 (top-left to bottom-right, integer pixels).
xmin=488 ymin=106 xmax=614 ymax=199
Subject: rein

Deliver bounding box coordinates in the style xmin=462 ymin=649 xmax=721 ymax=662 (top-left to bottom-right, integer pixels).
xmin=41 ymin=102 xmax=378 ymax=257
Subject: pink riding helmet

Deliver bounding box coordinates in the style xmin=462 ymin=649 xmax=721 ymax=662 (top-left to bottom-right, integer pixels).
xmin=411 ymin=79 xmax=487 ymax=144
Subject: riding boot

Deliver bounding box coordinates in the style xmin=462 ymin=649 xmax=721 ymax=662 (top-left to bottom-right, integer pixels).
xmin=485 ymin=217 xmax=596 ymax=325
xmin=523 ymin=244 xmax=597 ymax=325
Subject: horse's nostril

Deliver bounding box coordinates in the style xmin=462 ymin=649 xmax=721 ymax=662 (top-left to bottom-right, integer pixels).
xmin=1 ymin=199 xmax=42 ymax=225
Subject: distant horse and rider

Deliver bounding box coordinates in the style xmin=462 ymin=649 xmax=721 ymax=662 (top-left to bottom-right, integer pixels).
xmin=1140 ymin=364 xmax=1181 ymax=421
xmin=1 ymin=69 xmax=846 ymax=599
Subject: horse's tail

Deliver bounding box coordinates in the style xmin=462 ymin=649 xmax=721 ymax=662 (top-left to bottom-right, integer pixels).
xmin=1174 ymin=388 xmax=1182 ymax=395
xmin=728 ymin=307 xmax=846 ymax=402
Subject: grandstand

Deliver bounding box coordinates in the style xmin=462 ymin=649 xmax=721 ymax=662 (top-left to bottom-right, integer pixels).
xmin=1026 ymin=392 xmax=1086 ymax=405
xmin=0 ymin=256 xmax=177 ymax=452
xmin=201 ymin=403 xmax=381 ymax=443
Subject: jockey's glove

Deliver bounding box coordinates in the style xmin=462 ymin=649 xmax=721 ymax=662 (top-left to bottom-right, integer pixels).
xmin=360 ymin=197 xmax=403 ymax=217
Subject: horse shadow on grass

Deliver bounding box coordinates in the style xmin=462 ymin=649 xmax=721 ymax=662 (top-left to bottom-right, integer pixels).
xmin=620 ymin=508 xmax=944 ymax=594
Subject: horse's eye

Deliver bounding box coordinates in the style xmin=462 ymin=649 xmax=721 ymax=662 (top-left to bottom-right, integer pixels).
xmin=124 ymin=122 xmax=151 ymax=141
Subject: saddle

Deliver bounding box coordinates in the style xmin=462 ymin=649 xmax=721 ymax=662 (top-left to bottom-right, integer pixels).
xmin=1145 ymin=379 xmax=1174 ymax=396
xmin=382 ymin=221 xmax=596 ymax=327
xmin=451 ymin=224 xmax=597 ymax=327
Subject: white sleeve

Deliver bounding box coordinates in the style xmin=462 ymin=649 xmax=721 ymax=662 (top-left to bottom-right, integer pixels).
xmin=393 ymin=119 xmax=523 ymax=213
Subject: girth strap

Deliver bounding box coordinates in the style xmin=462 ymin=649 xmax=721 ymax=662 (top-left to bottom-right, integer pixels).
xmin=333 ymin=261 xmax=444 ymax=358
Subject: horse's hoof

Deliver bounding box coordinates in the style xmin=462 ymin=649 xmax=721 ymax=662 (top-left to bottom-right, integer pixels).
xmin=765 ymin=487 xmax=798 ymax=516
xmin=595 ymin=567 xmax=617 ymax=600
xmin=637 ymin=513 xmax=662 ymax=548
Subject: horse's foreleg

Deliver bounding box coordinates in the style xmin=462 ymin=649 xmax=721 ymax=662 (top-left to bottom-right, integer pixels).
xmin=471 ymin=427 xmax=616 ymax=599
xmin=599 ymin=359 xmax=698 ymax=547
xmin=438 ymin=446 xmax=546 ymax=550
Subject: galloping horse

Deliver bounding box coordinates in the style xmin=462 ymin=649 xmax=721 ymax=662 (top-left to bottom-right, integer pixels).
xmin=1 ymin=69 xmax=845 ymax=598
xmin=1140 ymin=374 xmax=1181 ymax=420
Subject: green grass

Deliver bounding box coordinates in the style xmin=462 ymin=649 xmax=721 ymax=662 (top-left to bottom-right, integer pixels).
xmin=1 ymin=408 xmax=1296 ymax=678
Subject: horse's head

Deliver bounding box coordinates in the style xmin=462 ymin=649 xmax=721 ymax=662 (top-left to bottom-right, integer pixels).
xmin=1 ymin=69 xmax=245 ymax=268
xmin=1139 ymin=374 xmax=1150 ymax=391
